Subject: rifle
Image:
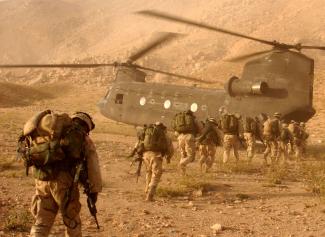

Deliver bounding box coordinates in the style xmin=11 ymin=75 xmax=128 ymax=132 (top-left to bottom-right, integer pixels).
xmin=79 ymin=160 xmax=100 ymax=230
xmin=62 ymin=162 xmax=83 ymax=229
xmin=84 ymin=182 xmax=100 ymax=229
xmin=16 ymin=134 xmax=32 ymax=176
xmin=130 ymin=156 xmax=143 ymax=183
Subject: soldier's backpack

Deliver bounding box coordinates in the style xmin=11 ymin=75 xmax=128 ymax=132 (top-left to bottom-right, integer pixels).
xmin=221 ymin=114 xmax=238 ymax=134
xmin=263 ymin=119 xmax=272 ymax=136
xmin=172 ymin=112 xmax=196 ymax=134
xmin=17 ymin=110 xmax=74 ymax=179
xmin=243 ymin=117 xmax=257 ymax=133
xmin=143 ymin=124 xmax=168 ymax=153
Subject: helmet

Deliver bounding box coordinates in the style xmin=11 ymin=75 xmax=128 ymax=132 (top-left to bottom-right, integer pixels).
xmin=155 ymin=121 xmax=162 ymax=126
xmin=300 ymin=122 xmax=305 ymax=127
xmin=274 ymin=112 xmax=281 ymax=118
xmin=207 ymin=117 xmax=217 ymax=124
xmin=290 ymin=120 xmax=296 ymax=124
xmin=218 ymin=106 xmax=227 ymax=115
xmin=72 ymin=112 xmax=95 ymax=131
xmin=234 ymin=113 xmax=241 ymax=119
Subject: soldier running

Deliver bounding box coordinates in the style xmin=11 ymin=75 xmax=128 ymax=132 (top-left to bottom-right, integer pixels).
xmin=218 ymin=110 xmax=240 ymax=163
xmin=141 ymin=122 xmax=174 ymax=201
xmin=172 ymin=110 xmax=200 ymax=175
xmin=242 ymin=116 xmax=258 ymax=162
xmin=196 ymin=118 xmax=220 ymax=172
xmin=277 ymin=123 xmax=292 ymax=165
xmin=262 ymin=112 xmax=281 ymax=165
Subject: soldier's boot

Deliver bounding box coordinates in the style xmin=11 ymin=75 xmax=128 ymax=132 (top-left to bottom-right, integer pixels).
xmin=145 ymin=186 xmax=157 ymax=202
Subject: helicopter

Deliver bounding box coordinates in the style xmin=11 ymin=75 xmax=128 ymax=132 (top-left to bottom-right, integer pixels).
xmin=1 ymin=10 xmax=325 ymax=128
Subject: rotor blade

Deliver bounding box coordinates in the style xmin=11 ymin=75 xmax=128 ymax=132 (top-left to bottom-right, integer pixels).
xmin=300 ymin=45 xmax=325 ymax=50
xmin=128 ymin=32 xmax=183 ymax=62
xmin=137 ymin=10 xmax=277 ymax=47
xmin=0 ymin=63 xmax=116 ymax=69
xmin=135 ymin=64 xmax=214 ymax=84
xmin=226 ymin=49 xmax=273 ymax=62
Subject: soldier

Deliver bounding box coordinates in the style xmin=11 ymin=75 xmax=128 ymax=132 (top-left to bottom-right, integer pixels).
xmin=263 ymin=112 xmax=281 ymax=165
xmin=142 ymin=122 xmax=174 ymax=201
xmin=196 ymin=118 xmax=220 ymax=172
xmin=288 ymin=120 xmax=303 ymax=161
xmin=17 ymin=110 xmax=102 ymax=237
xmin=172 ymin=110 xmax=200 ymax=175
xmin=242 ymin=116 xmax=258 ymax=162
xmin=219 ymin=111 xmax=240 ymax=163
xmin=277 ymin=123 xmax=292 ymax=164
xmin=299 ymin=122 xmax=309 ymax=157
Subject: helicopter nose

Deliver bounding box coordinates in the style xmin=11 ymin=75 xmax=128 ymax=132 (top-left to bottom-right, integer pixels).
xmin=97 ymin=98 xmax=108 ymax=110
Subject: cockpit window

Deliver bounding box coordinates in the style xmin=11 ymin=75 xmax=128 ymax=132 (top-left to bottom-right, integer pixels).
xmin=115 ymin=94 xmax=124 ymax=104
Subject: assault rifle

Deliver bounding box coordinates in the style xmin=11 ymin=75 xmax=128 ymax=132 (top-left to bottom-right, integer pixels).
xmin=79 ymin=161 xmax=100 ymax=229
xmin=16 ymin=134 xmax=32 ymax=176
xmin=130 ymin=156 xmax=143 ymax=183
xmin=83 ymin=181 xmax=100 ymax=229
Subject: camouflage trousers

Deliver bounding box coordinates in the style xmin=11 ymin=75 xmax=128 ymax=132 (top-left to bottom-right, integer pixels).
xmin=243 ymin=132 xmax=255 ymax=161
xmin=198 ymin=143 xmax=216 ymax=172
xmin=277 ymin=141 xmax=289 ymax=164
xmin=223 ymin=134 xmax=239 ymax=163
xmin=293 ymin=138 xmax=303 ymax=161
xmin=30 ymin=171 xmax=81 ymax=237
xmin=178 ymin=133 xmax=196 ymax=174
xmin=143 ymin=151 xmax=163 ymax=200
xmin=263 ymin=136 xmax=278 ymax=164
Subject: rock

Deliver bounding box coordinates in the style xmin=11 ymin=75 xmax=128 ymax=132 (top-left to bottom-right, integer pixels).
xmin=210 ymin=223 xmax=223 ymax=234
xmin=133 ymin=233 xmax=145 ymax=237
xmin=193 ymin=189 xmax=204 ymax=197
xmin=143 ymin=209 xmax=150 ymax=215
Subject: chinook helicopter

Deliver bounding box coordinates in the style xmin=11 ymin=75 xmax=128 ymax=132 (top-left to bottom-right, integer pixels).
xmin=1 ymin=10 xmax=325 ymax=128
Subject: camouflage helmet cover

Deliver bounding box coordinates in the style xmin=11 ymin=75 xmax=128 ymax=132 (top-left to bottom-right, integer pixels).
xmin=72 ymin=112 xmax=95 ymax=131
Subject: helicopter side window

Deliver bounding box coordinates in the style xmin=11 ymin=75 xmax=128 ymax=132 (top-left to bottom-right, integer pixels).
xmin=115 ymin=93 xmax=124 ymax=104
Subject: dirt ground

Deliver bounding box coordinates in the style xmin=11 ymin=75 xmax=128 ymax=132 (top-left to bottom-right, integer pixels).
xmin=0 ymin=84 xmax=325 ymax=237
xmin=0 ymin=1 xmax=325 ymax=236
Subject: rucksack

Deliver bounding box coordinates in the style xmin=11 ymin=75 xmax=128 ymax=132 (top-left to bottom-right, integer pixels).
xmin=17 ymin=110 xmax=73 ymax=171
xmin=243 ymin=117 xmax=257 ymax=133
xmin=172 ymin=112 xmax=196 ymax=134
xmin=221 ymin=114 xmax=238 ymax=134
xmin=143 ymin=124 xmax=168 ymax=153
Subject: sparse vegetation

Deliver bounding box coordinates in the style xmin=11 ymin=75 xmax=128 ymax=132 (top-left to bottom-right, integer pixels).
xmin=4 ymin=209 xmax=33 ymax=232
xmin=265 ymin=164 xmax=289 ymax=184
xmin=299 ymin=161 xmax=325 ymax=199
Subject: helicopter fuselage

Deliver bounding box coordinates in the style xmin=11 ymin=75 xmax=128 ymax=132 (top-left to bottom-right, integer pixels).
xmin=98 ymin=50 xmax=315 ymax=127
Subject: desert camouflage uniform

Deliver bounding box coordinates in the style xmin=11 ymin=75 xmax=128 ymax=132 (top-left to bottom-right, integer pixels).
xmin=178 ymin=133 xmax=196 ymax=173
xmin=277 ymin=124 xmax=292 ymax=164
xmin=219 ymin=114 xmax=240 ymax=164
xmin=288 ymin=121 xmax=303 ymax=161
xmin=30 ymin=136 xmax=102 ymax=237
xmin=196 ymin=119 xmax=219 ymax=172
xmin=243 ymin=132 xmax=255 ymax=161
xmin=143 ymin=135 xmax=173 ymax=201
xmin=223 ymin=134 xmax=240 ymax=163
xmin=263 ymin=116 xmax=281 ymax=164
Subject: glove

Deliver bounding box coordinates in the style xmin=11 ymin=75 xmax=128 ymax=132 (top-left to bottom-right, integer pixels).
xmin=89 ymin=192 xmax=98 ymax=204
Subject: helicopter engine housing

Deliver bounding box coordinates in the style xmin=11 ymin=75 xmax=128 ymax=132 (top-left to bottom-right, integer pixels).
xmin=226 ymin=76 xmax=268 ymax=96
